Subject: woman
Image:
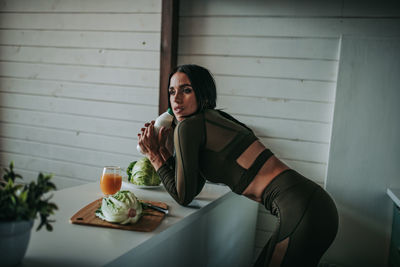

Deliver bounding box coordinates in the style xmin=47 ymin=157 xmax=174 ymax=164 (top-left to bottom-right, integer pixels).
xmin=138 ymin=64 xmax=338 ymax=267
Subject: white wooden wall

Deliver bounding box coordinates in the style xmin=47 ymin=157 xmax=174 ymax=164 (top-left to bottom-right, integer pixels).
xmin=0 ymin=0 xmax=161 ymax=188
xmin=177 ymin=0 xmax=400 ymax=263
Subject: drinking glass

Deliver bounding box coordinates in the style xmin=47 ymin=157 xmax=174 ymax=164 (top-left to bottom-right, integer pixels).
xmin=100 ymin=166 xmax=122 ymax=195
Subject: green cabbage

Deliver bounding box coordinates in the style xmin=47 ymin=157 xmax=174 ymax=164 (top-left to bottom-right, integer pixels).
xmin=128 ymin=157 xmax=160 ymax=186
xmin=95 ymin=190 xmax=143 ymax=224
xmin=126 ymin=161 xmax=136 ymax=181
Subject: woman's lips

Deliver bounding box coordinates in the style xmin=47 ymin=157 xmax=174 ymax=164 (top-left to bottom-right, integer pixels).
xmin=174 ymin=106 xmax=184 ymax=113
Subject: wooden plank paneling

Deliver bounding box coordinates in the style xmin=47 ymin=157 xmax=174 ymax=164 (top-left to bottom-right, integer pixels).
xmin=234 ymin=114 xmax=332 ymax=143
xmin=0 ymin=151 xmax=100 ymax=182
xmin=0 ymin=123 xmax=140 ymax=157
xmin=179 ymin=36 xmax=340 ymax=60
xmin=0 ymin=93 xmax=157 ymax=122
xmin=218 ymin=95 xmax=334 ymax=123
xmin=0 ymin=13 xmax=161 ymax=32
xmin=260 ymin=137 xmax=329 ymax=163
xmin=0 ymin=45 xmax=159 ymax=69
xmin=0 ymin=0 xmax=161 ymax=12
xmin=342 ymin=1 xmax=400 ymax=17
xmin=0 ymin=136 xmax=135 ymax=168
xmin=0 ymin=78 xmax=158 ymax=106
xmin=0 ymin=108 xmax=145 ymax=139
xmin=180 ymin=0 xmax=342 ymax=17
xmin=180 ymin=0 xmax=400 ymax=18
xmin=215 ymin=75 xmax=336 ymax=102
xmin=0 ymin=61 xmax=159 ymax=87
xmin=0 ymin=30 xmax=160 ymax=51
xmin=180 ymin=17 xmax=400 ymax=38
xmin=179 ymin=55 xmax=338 ymax=81
xmin=0 ymin=0 xmax=161 ymax=190
xmin=282 ymin=159 xmax=327 ymax=184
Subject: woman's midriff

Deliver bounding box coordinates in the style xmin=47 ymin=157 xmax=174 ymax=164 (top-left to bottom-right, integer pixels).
xmin=237 ymin=140 xmax=290 ymax=203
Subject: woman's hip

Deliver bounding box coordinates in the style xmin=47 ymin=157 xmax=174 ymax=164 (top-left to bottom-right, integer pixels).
xmin=262 ymin=169 xmax=338 ymax=229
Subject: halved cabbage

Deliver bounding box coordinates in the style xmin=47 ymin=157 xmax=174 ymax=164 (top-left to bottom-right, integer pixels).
xmin=95 ymin=190 xmax=143 ymax=224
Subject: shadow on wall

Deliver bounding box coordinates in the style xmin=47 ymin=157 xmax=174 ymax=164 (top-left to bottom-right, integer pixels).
xmin=323 ymin=203 xmax=390 ymax=267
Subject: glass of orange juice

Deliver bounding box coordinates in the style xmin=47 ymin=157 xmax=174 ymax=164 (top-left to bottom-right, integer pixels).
xmin=100 ymin=166 xmax=122 ymax=195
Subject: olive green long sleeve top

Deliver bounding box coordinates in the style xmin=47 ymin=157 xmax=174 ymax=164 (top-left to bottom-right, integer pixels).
xmin=157 ymin=109 xmax=272 ymax=206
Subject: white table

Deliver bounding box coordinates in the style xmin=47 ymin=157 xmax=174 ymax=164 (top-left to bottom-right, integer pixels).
xmin=21 ymin=182 xmax=259 ymax=267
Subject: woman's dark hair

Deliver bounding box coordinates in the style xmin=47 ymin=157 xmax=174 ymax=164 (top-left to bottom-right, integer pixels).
xmin=167 ymin=64 xmax=253 ymax=132
xmin=167 ymin=64 xmax=217 ymax=113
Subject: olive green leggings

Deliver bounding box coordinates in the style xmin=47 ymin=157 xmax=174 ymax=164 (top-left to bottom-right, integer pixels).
xmin=254 ymin=170 xmax=338 ymax=267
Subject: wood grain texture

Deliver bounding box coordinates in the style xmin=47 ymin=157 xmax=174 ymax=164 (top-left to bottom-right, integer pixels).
xmin=70 ymin=198 xmax=168 ymax=232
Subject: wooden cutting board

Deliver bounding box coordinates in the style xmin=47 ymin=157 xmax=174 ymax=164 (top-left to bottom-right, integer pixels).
xmin=70 ymin=199 xmax=168 ymax=232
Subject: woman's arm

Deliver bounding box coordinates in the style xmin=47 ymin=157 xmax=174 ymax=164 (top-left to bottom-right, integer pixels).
xmin=157 ymin=116 xmax=206 ymax=206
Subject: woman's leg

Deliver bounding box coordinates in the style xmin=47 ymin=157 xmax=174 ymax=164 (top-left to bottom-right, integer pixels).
xmin=280 ymin=186 xmax=338 ymax=266
xmin=255 ymin=170 xmax=338 ymax=267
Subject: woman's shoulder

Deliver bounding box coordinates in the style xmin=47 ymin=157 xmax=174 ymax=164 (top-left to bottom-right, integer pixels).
xmin=176 ymin=109 xmax=222 ymax=128
xmin=174 ymin=112 xmax=206 ymax=142
xmin=175 ymin=112 xmax=205 ymax=131
xmin=179 ymin=109 xmax=220 ymax=125
xmin=204 ymin=109 xmax=254 ymax=133
xmin=203 ymin=109 xmax=232 ymax=123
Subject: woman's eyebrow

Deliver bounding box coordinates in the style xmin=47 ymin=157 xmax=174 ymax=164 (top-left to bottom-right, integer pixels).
xmin=179 ymin=83 xmax=192 ymax=88
xmin=169 ymin=83 xmax=192 ymax=89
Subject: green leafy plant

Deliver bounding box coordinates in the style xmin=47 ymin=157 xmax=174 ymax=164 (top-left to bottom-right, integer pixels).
xmin=0 ymin=161 xmax=58 ymax=231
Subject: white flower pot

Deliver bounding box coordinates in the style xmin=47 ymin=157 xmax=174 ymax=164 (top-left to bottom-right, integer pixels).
xmin=0 ymin=220 xmax=34 ymax=266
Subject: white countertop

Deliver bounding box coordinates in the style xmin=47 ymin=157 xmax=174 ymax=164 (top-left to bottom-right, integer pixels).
xmin=21 ymin=181 xmax=231 ymax=266
xmin=387 ymin=188 xmax=400 ymax=208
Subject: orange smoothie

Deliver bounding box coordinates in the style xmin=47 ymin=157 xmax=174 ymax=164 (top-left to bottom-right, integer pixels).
xmin=100 ymin=173 xmax=122 ymax=195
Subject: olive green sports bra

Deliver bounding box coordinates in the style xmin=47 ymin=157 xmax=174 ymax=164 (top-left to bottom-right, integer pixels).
xmin=157 ymin=109 xmax=273 ymax=206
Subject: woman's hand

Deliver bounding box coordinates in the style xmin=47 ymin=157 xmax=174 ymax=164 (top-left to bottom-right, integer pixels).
xmin=138 ymin=121 xmax=158 ymax=155
xmin=137 ymin=122 xmax=173 ymax=170
xmin=158 ymin=126 xmax=173 ymax=160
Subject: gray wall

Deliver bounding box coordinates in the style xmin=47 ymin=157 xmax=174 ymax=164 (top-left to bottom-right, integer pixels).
xmin=325 ymin=36 xmax=400 ymax=266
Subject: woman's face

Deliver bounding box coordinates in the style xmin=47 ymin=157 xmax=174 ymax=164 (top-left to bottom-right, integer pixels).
xmin=169 ymin=72 xmax=198 ymax=122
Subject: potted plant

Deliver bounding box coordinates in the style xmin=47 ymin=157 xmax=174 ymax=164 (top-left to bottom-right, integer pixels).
xmin=0 ymin=162 xmax=58 ymax=266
